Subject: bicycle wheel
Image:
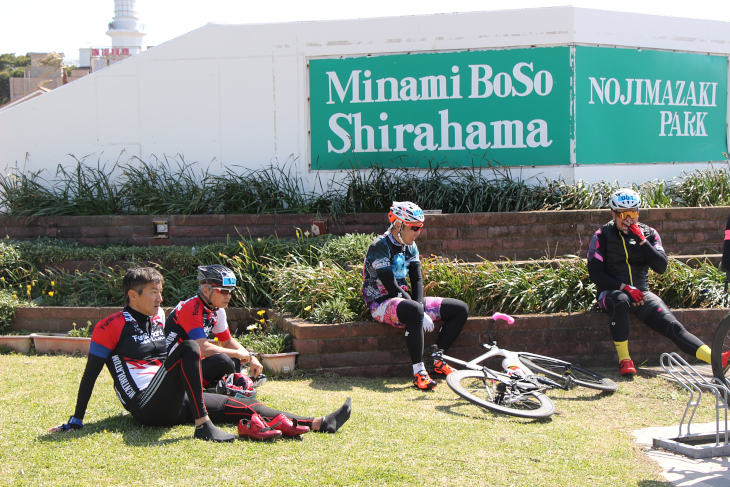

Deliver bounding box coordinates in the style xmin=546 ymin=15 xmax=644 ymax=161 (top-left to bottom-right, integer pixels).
xmin=710 ymin=312 xmax=730 ymax=386
xmin=446 ymin=369 xmax=555 ymax=419
xmin=518 ymin=354 xmax=618 ymax=392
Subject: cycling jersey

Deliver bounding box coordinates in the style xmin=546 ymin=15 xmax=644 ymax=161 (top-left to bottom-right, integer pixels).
xmin=88 ymin=306 xmax=167 ymax=407
xmin=362 ymin=233 xmax=420 ymax=307
xmin=587 ymin=220 xmax=667 ymax=293
xmin=73 ymin=306 xmax=318 ymax=429
xmin=165 ymin=295 xmax=232 ymax=354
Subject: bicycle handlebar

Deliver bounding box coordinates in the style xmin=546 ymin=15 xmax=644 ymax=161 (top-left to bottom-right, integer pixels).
xmin=491 ymin=312 xmax=515 ymax=324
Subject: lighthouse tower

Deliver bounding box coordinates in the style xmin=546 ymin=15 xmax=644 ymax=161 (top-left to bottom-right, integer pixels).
xmin=105 ymin=0 xmax=146 ymax=54
xmin=81 ymin=1 xmax=146 ymax=71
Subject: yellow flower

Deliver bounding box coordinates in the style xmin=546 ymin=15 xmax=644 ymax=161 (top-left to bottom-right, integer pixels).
xmin=304 ymin=306 xmax=312 ymax=312
xmin=51 ymin=281 xmax=55 ymax=286
xmin=48 ymin=291 xmax=54 ymax=297
xmin=257 ymin=310 xmax=265 ymax=316
xmin=1 ymin=277 xmax=4 ymax=281
xmin=26 ymin=284 xmax=31 ymax=290
xmin=12 ymin=294 xmax=17 ymax=299
xmin=42 ymin=290 xmax=46 ymax=295
xmin=259 ymin=318 xmax=265 ymax=324
xmin=26 ymin=290 xmax=30 ymax=295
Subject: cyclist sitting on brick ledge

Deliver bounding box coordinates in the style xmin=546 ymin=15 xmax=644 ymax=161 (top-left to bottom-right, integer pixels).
xmin=587 ymin=188 xmax=726 ymax=377
xmin=361 ymin=201 xmax=470 ymax=390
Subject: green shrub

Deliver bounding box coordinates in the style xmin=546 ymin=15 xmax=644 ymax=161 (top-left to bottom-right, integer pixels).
xmin=235 ymin=317 xmax=292 ymax=354
xmin=0 ymin=232 xmax=727 ymax=324
xmin=0 ymin=289 xmax=26 ymax=334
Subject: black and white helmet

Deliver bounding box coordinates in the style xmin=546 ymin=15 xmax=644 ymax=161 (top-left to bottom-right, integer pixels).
xmin=609 ymin=189 xmax=641 ymax=211
xmin=197 ymin=265 xmax=236 ymax=289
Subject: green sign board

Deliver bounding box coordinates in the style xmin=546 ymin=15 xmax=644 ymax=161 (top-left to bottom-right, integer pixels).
xmin=309 ymin=47 xmax=728 ymax=169
xmin=575 ymin=46 xmax=728 ymax=164
xmin=309 ymin=47 xmax=572 ymax=170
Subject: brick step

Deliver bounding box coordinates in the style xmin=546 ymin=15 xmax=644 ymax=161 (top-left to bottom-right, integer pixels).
xmin=10 ymin=306 xmax=729 ymax=376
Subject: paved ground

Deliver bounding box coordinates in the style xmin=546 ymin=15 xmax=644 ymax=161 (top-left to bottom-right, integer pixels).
xmin=634 ymin=423 xmax=730 ymax=486
xmin=634 ymin=363 xmax=730 ymax=486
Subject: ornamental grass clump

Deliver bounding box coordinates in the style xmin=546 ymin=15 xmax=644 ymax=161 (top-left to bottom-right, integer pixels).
xmin=2 ymin=155 xmax=730 ymax=217
xmin=269 ymin=261 xmax=365 ymax=323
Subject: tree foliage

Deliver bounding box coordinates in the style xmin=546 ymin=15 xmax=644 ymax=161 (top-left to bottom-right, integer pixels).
xmin=0 ymin=53 xmax=31 ymax=106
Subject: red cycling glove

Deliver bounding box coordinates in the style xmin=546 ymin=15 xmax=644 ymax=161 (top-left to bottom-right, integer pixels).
xmin=623 ymin=285 xmax=645 ymax=303
xmin=627 ymin=223 xmax=646 ymax=242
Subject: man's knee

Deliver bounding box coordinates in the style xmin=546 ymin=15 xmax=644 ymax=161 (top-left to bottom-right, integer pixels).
xmin=599 ymin=290 xmax=631 ymax=312
xmin=176 ymin=339 xmax=201 ymax=359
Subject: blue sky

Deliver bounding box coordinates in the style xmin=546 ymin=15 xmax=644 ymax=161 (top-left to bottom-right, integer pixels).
xmin=1 ymin=0 xmax=729 ymax=63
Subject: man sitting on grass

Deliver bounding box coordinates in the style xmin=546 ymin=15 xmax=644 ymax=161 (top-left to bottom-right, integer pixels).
xmin=49 ymin=267 xmax=351 ymax=441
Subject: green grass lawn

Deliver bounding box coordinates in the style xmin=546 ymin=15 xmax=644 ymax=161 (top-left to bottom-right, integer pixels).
xmin=0 ymin=353 xmax=715 ymax=487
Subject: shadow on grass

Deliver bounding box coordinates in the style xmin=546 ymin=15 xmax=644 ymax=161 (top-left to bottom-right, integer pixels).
xmin=305 ymin=375 xmax=413 ymax=393
xmin=435 ymin=401 xmax=553 ymax=424
xmin=552 ymin=390 xmax=617 ymax=402
xmin=37 ymin=414 xmax=191 ymax=446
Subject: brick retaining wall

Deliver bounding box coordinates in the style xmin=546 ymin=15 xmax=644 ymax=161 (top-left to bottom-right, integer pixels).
xmin=2 ymin=206 xmax=728 ymax=261
xmin=273 ymin=309 xmax=728 ymax=376
xmin=11 ymin=307 xmax=253 ymax=335
xmin=14 ymin=306 xmax=726 ymax=376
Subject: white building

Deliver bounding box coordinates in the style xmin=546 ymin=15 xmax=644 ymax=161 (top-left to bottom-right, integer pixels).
xmin=0 ymin=7 xmax=729 ymax=187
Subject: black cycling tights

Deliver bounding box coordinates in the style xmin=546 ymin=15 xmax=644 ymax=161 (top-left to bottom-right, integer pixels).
xmin=396 ymin=298 xmax=470 ymax=364
xmin=598 ymin=289 xmax=705 ymax=356
xmin=199 ymin=393 xmax=315 ymax=429
xmin=201 ymin=354 xmax=241 ymax=385
xmin=130 ymin=339 xmax=208 ymax=426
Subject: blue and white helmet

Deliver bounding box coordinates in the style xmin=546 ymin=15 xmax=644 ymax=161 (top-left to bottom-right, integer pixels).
xmin=388 ymin=201 xmax=425 ymax=226
xmin=609 ymin=189 xmax=641 ymax=211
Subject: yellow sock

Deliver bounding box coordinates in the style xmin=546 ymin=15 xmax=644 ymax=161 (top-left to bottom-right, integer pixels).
xmin=696 ymin=345 xmax=712 ymax=364
xmin=614 ymin=341 xmax=631 ymax=362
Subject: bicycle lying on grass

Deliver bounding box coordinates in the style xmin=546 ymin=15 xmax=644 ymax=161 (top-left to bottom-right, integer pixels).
xmin=432 ymin=312 xmax=618 ymax=419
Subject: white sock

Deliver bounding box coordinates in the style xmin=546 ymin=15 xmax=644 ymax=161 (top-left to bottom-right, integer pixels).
xmin=412 ymin=362 xmax=426 ymax=375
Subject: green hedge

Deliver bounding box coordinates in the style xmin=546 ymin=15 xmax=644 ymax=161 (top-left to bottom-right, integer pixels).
xmin=1 ymin=234 xmax=727 ymax=329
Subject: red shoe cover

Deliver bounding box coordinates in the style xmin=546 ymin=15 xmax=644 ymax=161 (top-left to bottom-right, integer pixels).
xmin=237 ymin=413 xmax=282 ymax=441
xmin=267 ymin=413 xmax=310 ymax=436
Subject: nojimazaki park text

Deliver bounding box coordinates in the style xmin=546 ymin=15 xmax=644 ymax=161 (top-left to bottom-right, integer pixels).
xmin=589 ymin=78 xmax=719 ymax=137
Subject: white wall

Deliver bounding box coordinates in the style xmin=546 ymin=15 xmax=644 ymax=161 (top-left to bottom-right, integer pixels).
xmin=1 ymin=6 xmax=729 ymax=188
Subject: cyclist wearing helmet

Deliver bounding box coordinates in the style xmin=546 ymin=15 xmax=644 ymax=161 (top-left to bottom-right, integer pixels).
xmin=362 ymin=201 xmax=470 ymax=390
xmin=49 ymin=267 xmax=238 ymax=442
xmin=165 ymin=265 xmax=263 ymax=382
xmin=587 ymin=188 xmax=717 ymax=377
xmin=165 ymin=264 xmax=352 ymax=438
xmin=49 ymin=266 xmax=352 ymax=441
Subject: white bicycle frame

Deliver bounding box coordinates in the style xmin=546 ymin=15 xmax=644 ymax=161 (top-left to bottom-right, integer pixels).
xmin=434 ymin=312 xmax=571 ymax=389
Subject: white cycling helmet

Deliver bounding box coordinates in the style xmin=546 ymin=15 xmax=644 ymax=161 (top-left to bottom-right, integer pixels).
xmin=609 ymin=189 xmax=641 ymax=211
xmin=388 ymin=201 xmax=425 ymax=226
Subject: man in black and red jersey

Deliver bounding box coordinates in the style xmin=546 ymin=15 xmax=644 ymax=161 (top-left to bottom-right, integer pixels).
xmin=49 ymin=267 xmax=351 ymax=441
xmin=165 ymin=264 xmax=263 ymax=387
xmin=587 ymin=188 xmax=725 ymax=377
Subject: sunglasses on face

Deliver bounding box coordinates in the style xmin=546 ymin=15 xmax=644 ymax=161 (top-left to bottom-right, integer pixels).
xmin=212 ymin=287 xmax=233 ymax=295
xmin=616 ymin=210 xmax=639 ymax=219
xmin=408 ymin=225 xmax=423 ymax=231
